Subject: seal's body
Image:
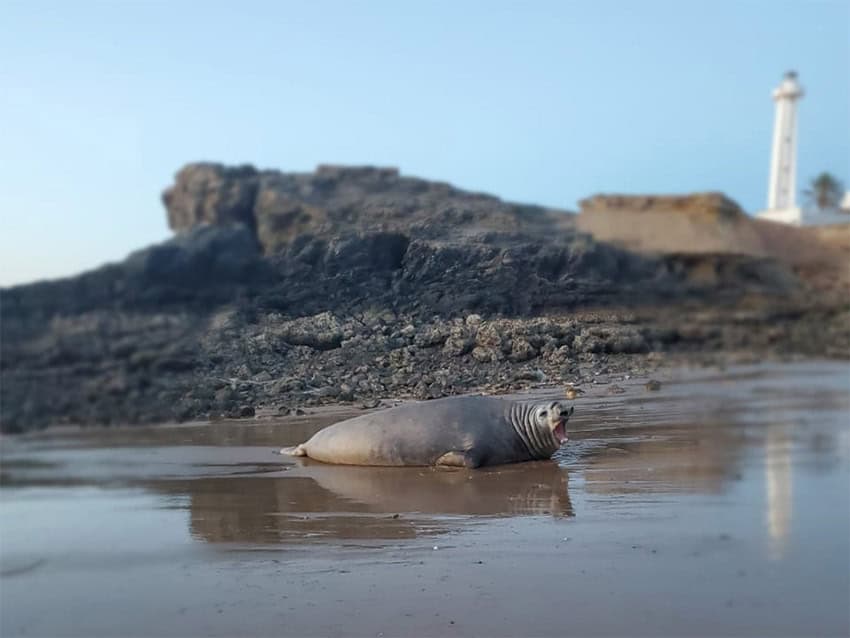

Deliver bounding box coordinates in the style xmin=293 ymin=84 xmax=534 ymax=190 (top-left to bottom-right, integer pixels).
xmin=281 ymin=396 xmax=573 ymax=468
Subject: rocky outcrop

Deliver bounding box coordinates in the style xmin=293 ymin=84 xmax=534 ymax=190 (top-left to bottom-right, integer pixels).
xmin=2 ymin=225 xmax=269 ymax=322
xmin=164 ymin=162 xmax=568 ymax=251
xmin=2 ymin=163 xmax=845 ymax=433
xmin=579 ymin=193 xmax=746 ymax=222
xmin=163 ymin=164 xmax=260 ymax=230
xmin=6 ymin=297 xmax=846 ymax=432
xmin=576 ymin=192 xmax=769 ymax=257
xmin=576 ymin=192 xmax=850 ymax=305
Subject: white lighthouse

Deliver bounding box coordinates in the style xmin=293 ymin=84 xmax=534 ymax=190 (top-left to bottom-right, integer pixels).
xmin=768 ymin=71 xmax=804 ymax=210
xmin=757 ymin=71 xmax=805 ymax=224
xmin=756 ymin=71 xmax=850 ymax=226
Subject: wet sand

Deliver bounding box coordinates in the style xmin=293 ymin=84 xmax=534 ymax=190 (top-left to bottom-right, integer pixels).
xmin=1 ymin=361 xmax=848 ymax=637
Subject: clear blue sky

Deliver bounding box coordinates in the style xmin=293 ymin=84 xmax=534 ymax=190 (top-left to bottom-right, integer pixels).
xmin=1 ymin=0 xmax=848 ymax=285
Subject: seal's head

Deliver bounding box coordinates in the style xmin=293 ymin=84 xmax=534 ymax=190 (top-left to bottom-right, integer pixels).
xmin=534 ymin=401 xmax=574 ymax=445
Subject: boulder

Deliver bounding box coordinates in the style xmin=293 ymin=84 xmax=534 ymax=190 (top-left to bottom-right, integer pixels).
xmin=163 ymin=163 xmax=259 ymax=231
xmin=271 ymin=312 xmax=344 ymax=351
xmin=255 ymin=188 xmax=329 ymax=253
xmin=509 ymin=337 xmax=538 ymax=362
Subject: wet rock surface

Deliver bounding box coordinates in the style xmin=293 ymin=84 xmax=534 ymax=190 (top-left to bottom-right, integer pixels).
xmin=2 ymin=163 xmax=848 ymax=432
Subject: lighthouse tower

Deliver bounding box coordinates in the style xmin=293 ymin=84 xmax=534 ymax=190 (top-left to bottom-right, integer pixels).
xmin=767 ymin=71 xmax=804 ymax=210
xmin=757 ymin=71 xmax=805 ymax=225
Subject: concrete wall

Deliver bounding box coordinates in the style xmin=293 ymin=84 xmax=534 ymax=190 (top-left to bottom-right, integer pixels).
xmin=756 ymin=207 xmax=850 ymax=227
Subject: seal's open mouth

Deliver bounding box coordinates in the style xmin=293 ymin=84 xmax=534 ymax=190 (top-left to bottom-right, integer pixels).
xmin=552 ymin=420 xmax=569 ymax=444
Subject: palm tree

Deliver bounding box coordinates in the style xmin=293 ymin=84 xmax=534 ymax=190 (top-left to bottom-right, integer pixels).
xmin=803 ymin=172 xmax=845 ymax=212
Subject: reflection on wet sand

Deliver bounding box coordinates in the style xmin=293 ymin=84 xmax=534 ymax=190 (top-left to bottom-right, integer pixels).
xmin=572 ymin=425 xmax=744 ymax=495
xmin=7 ymin=415 xmax=346 ymax=451
xmin=150 ymin=461 xmax=572 ymax=544
xmin=2 ymin=362 xmax=848 ymax=638
xmin=765 ymin=426 xmax=792 ymax=560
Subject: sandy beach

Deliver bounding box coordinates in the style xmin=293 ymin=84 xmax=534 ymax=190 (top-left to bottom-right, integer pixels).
xmin=1 ymin=360 xmax=848 ymax=637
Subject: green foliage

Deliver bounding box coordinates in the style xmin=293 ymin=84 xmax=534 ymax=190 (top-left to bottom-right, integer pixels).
xmin=803 ymin=172 xmax=845 ymax=211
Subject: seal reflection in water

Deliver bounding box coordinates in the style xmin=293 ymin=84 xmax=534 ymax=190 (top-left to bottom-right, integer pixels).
xmin=151 ymin=462 xmax=573 ymax=544
xmin=282 ymin=396 xmax=574 ymax=468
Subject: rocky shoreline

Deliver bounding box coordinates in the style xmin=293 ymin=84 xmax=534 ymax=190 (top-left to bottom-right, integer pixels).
xmin=176 ymin=302 xmax=848 ymax=419
xmin=2 ymin=164 xmax=847 ymax=432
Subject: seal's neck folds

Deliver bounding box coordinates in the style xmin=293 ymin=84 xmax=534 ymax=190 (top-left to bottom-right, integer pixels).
xmin=509 ymin=402 xmax=560 ymax=459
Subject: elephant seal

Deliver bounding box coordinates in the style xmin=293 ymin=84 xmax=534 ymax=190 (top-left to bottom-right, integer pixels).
xmin=281 ymin=396 xmax=574 ymax=468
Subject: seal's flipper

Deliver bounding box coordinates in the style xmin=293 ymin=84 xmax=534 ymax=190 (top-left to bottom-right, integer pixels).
xmin=280 ymin=444 xmax=307 ymax=457
xmin=435 ymin=450 xmax=481 ymax=469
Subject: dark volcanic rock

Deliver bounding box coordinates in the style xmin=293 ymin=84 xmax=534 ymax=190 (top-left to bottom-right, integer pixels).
xmin=2 ymin=162 xmax=843 ymax=433
xmin=3 ymin=224 xmax=269 ymax=322
xmin=123 ymin=224 xmax=268 ymax=292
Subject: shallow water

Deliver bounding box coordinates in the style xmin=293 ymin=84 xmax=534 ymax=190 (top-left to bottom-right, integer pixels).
xmin=1 ymin=361 xmax=848 ymax=637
